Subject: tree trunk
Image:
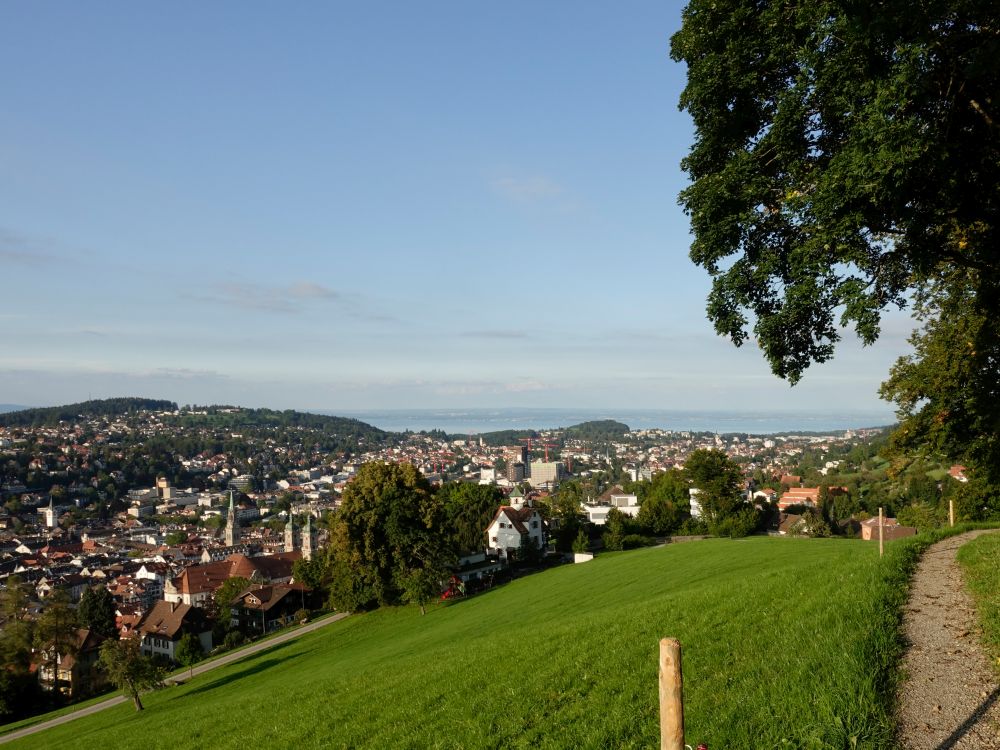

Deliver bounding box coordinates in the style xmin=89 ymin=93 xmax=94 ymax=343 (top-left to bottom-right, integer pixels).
xmin=419 ymin=603 xmax=426 ymax=616
xmin=132 ymin=690 xmax=144 ymax=711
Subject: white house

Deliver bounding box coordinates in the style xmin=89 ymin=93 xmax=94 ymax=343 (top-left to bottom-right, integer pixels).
xmin=485 ymin=491 xmax=545 ymax=560
xmin=581 ymin=486 xmax=641 ymax=525
xmin=689 ymin=488 xmax=702 ymax=519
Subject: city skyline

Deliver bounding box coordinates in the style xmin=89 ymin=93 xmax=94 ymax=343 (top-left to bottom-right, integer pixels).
xmin=2 ymin=3 xmax=916 ymax=414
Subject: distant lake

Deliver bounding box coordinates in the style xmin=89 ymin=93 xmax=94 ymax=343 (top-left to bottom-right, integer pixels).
xmin=322 ymin=408 xmax=896 ymax=436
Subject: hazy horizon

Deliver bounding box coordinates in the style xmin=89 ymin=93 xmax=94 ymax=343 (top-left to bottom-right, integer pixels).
xmin=0 ymin=400 xmax=897 ymax=435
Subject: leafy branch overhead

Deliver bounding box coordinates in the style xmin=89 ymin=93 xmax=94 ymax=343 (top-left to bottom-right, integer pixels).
xmin=671 ymin=0 xmax=999 ymax=383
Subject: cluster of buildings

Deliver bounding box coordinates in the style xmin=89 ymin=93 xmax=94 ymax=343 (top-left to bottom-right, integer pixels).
xmin=1 ymin=404 xmax=915 ymax=703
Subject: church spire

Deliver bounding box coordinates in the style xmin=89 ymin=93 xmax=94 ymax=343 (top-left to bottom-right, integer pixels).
xmin=224 ymin=489 xmax=239 ymax=547
xmin=284 ymin=510 xmax=297 ymax=553
xmin=301 ymin=512 xmax=314 ymax=561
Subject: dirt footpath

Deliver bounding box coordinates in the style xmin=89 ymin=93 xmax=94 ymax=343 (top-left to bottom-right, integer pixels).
xmin=898 ymin=530 xmax=1000 ymax=749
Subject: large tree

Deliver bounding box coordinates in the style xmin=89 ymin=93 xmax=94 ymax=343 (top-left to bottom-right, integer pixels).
xmin=328 ymin=462 xmax=453 ymax=612
xmin=684 ymin=449 xmax=745 ymax=526
xmin=33 ymin=589 xmax=79 ymax=691
xmin=98 ymin=638 xmax=165 ymax=711
xmin=436 ymin=482 xmax=505 ymax=555
xmin=212 ymin=576 xmax=251 ymax=618
xmin=670 ymin=0 xmax=999 ymax=381
xmin=77 ymin=586 xmax=117 ymax=639
xmin=880 ymin=269 xmax=1000 ymax=484
xmin=546 ymin=481 xmax=587 ymax=553
xmin=174 ymin=632 xmax=203 ymax=679
xmin=0 ymin=576 xmax=34 ymax=674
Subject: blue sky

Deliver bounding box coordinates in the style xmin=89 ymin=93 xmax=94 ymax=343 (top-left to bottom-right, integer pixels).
xmin=1 ymin=2 xmax=915 ymax=416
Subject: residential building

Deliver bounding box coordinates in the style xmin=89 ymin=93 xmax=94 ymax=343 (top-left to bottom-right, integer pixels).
xmin=164 ymin=552 xmax=301 ymax=608
xmin=230 ymin=583 xmax=306 ymax=634
xmin=37 ymin=628 xmax=107 ymax=697
xmin=137 ymin=600 xmax=212 ymax=661
xmin=485 ymin=492 xmax=545 ymax=561
xmin=528 ymin=461 xmax=565 ymax=488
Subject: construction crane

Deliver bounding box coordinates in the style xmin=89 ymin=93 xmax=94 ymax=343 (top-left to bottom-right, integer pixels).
xmin=537 ymin=442 xmax=559 ymax=462
xmin=435 ymin=451 xmax=455 ymax=474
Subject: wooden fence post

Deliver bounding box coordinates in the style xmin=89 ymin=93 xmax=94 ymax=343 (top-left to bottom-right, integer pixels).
xmin=878 ymin=506 xmax=884 ymax=557
xmin=949 ymin=499 xmax=955 ymax=527
xmin=659 ymin=638 xmax=684 ymax=750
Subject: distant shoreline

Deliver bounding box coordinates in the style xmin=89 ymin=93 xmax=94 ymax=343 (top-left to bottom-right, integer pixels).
xmin=320 ymin=407 xmax=895 ymax=436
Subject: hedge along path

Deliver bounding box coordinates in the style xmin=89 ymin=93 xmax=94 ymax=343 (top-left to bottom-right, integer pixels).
xmin=898 ymin=530 xmax=1000 ymax=749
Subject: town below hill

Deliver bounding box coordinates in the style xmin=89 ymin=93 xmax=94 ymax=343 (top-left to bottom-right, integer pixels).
xmin=0 ymin=397 xmax=974 ymax=724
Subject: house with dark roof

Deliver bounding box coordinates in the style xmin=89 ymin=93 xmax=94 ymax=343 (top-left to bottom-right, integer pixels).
xmin=136 ymin=600 xmax=212 ymax=661
xmin=37 ymin=628 xmax=107 ymax=697
xmin=230 ymin=583 xmax=307 ymax=635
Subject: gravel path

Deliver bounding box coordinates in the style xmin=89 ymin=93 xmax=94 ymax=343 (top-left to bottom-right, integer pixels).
xmin=898 ymin=530 xmax=1000 ymax=749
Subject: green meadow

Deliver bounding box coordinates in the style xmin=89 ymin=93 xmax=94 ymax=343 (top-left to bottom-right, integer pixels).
xmin=958 ymin=531 xmax=1000 ymax=667
xmin=8 ymin=537 xmax=919 ymax=749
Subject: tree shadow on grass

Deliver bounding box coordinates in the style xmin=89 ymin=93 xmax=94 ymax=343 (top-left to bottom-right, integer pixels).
xmin=933 ymin=684 xmax=1000 ymax=750
xmin=174 ymin=648 xmax=313 ymax=699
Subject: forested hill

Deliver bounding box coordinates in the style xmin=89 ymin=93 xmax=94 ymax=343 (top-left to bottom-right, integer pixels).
xmin=166 ymin=407 xmax=388 ymax=440
xmin=563 ymin=420 xmax=630 ymax=441
xmin=450 ymin=429 xmax=540 ymax=447
xmin=447 ymin=420 xmax=629 ymax=447
xmin=0 ymin=398 xmax=177 ymax=427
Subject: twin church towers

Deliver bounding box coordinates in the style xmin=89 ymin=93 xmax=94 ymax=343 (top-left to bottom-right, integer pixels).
xmin=224 ymin=490 xmax=315 ymax=559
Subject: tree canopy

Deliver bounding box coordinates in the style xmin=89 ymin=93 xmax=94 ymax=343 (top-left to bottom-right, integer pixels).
xmin=77 ymin=586 xmax=117 ymax=639
xmin=684 ymin=449 xmax=745 ymax=525
xmin=436 ymin=482 xmax=504 ymax=555
xmin=671 ymin=0 xmax=999 ymax=383
xmin=327 ymin=462 xmax=453 ymax=612
xmin=880 ymin=269 xmax=1000 ymax=483
xmin=98 ymin=638 xmax=165 ymax=711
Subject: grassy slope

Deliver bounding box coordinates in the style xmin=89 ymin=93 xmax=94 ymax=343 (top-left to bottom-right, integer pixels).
xmin=11 ymin=538 xmax=910 ymax=749
xmin=957 ymin=531 xmax=1000 ymax=666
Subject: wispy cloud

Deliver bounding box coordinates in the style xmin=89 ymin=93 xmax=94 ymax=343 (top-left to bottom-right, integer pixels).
xmin=141 ymin=367 xmax=230 ymax=381
xmin=460 ymin=329 xmax=529 ymax=340
xmin=189 ymin=281 xmax=340 ymax=313
xmin=432 ymin=378 xmax=555 ymax=396
xmin=503 ymin=379 xmax=546 ymax=393
xmin=0 ymin=227 xmax=64 ymax=266
xmin=185 ymin=280 xmax=398 ymax=324
xmin=287 ymin=281 xmax=338 ymax=300
xmin=491 ymin=175 xmax=563 ymax=203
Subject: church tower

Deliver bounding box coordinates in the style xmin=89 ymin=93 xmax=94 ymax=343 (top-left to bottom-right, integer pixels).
xmin=301 ymin=513 xmax=314 ymax=561
xmin=284 ymin=512 xmax=297 ymax=553
xmin=224 ymin=490 xmax=239 ymax=547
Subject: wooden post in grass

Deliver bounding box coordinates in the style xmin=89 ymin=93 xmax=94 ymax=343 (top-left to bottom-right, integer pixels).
xmin=949 ymin=499 xmax=955 ymax=527
xmin=878 ymin=507 xmax=884 ymax=557
xmin=659 ymin=637 xmax=684 ymax=750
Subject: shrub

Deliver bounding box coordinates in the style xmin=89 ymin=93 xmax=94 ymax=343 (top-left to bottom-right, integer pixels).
xmin=621 ymin=534 xmax=656 ymax=550
xmin=223 ymin=630 xmax=245 ymax=650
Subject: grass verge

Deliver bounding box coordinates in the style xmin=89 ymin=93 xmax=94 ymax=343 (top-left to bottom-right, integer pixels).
xmin=957 ymin=530 xmax=1000 ymax=668
xmin=8 ymin=529 xmax=995 ymax=749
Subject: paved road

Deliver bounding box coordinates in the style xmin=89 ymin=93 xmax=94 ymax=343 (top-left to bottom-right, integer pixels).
xmin=0 ymin=612 xmax=348 ymax=745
